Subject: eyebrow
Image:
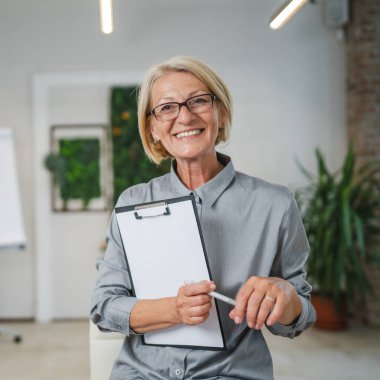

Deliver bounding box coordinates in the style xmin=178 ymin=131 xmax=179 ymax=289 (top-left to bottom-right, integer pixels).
xmin=155 ymin=90 xmax=208 ymax=105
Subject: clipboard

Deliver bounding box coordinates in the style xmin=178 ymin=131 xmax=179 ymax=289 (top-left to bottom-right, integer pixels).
xmin=115 ymin=195 xmax=226 ymax=350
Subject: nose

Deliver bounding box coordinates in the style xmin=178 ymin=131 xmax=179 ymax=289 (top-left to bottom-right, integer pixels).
xmin=177 ymin=103 xmax=194 ymax=123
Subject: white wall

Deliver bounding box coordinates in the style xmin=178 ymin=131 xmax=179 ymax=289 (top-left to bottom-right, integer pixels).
xmin=0 ymin=0 xmax=346 ymax=319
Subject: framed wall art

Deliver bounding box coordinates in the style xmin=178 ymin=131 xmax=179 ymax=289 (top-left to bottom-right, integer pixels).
xmin=45 ymin=124 xmax=111 ymax=212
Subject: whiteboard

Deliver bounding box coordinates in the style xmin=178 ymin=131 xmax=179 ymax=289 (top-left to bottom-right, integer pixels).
xmin=0 ymin=128 xmax=26 ymax=248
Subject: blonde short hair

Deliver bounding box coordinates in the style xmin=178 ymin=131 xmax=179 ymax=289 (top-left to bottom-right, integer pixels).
xmin=137 ymin=56 xmax=233 ymax=165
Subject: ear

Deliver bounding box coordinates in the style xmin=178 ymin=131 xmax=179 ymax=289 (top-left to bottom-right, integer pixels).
xmin=214 ymin=100 xmax=226 ymax=124
xmin=218 ymin=107 xmax=227 ymax=130
xmin=149 ymin=119 xmax=160 ymax=142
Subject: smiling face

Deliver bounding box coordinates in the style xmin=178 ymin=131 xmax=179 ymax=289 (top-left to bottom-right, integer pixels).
xmin=149 ymin=71 xmax=222 ymax=165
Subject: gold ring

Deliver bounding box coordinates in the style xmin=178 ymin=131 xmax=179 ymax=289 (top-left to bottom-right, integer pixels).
xmin=265 ymin=295 xmax=275 ymax=303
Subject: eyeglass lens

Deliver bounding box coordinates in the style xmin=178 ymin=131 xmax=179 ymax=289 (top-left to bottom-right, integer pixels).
xmin=153 ymin=94 xmax=214 ymax=121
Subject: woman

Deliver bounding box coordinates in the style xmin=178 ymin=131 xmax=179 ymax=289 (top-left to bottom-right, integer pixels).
xmin=91 ymin=56 xmax=316 ymax=379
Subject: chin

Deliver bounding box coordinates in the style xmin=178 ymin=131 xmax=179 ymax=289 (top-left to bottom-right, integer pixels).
xmin=168 ymin=140 xmax=216 ymax=162
xmin=175 ymin=149 xmax=215 ymax=162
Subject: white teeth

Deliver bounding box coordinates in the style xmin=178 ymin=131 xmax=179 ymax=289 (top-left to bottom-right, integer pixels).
xmin=176 ymin=129 xmax=202 ymax=138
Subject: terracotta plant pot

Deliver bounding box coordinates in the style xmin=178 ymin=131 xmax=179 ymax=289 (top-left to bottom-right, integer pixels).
xmin=311 ymin=293 xmax=348 ymax=331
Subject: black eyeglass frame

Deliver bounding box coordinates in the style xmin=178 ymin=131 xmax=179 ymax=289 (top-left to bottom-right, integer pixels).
xmin=146 ymin=93 xmax=218 ymax=120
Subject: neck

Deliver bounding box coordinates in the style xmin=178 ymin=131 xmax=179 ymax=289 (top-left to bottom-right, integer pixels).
xmin=175 ymin=154 xmax=223 ymax=190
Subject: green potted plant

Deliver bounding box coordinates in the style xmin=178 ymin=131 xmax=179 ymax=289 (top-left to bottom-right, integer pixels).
xmin=296 ymin=146 xmax=380 ymax=330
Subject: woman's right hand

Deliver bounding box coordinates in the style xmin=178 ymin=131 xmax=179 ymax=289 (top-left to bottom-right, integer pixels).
xmin=175 ymin=281 xmax=215 ymax=326
xmin=130 ymin=281 xmax=215 ymax=333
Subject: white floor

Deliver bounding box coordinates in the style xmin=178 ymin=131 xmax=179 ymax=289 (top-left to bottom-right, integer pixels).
xmin=0 ymin=321 xmax=89 ymax=380
xmin=264 ymin=322 xmax=380 ymax=380
xmin=0 ymin=320 xmax=379 ymax=380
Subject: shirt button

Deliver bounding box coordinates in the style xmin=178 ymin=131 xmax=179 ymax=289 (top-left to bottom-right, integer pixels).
xmin=175 ymin=369 xmax=183 ymax=377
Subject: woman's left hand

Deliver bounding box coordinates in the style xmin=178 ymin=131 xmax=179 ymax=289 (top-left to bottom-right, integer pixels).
xmin=229 ymin=276 xmax=302 ymax=330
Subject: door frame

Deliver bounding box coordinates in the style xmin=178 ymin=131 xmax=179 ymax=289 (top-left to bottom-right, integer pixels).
xmin=32 ymin=70 xmax=142 ymax=322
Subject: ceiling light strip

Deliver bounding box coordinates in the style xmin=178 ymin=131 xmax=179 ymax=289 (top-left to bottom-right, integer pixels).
xmin=100 ymin=0 xmax=113 ymax=34
xmin=270 ymin=0 xmax=308 ymax=30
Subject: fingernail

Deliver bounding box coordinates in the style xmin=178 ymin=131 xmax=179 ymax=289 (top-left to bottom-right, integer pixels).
xmin=255 ymin=324 xmax=261 ymax=330
xmin=210 ymin=284 xmax=216 ymax=290
xmin=248 ymin=322 xmax=253 ymax=328
xmin=267 ymin=319 xmax=273 ymax=326
xmin=234 ymin=317 xmax=241 ymax=324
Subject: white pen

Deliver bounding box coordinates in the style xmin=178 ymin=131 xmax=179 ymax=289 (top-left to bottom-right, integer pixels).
xmin=184 ymin=281 xmax=236 ymax=306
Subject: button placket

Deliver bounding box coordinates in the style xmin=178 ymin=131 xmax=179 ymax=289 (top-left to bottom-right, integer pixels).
xmin=191 ymin=192 xmax=202 ymax=218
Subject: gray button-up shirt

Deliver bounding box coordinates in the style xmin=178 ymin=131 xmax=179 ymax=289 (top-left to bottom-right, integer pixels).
xmin=91 ymin=153 xmax=316 ymax=380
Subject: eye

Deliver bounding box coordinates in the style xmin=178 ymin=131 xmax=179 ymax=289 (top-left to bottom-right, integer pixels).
xmin=188 ymin=95 xmax=210 ymax=107
xmin=156 ymin=103 xmax=177 ymax=114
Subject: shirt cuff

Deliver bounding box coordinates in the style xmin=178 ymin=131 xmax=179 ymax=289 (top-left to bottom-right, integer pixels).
xmin=95 ymin=296 xmax=140 ymax=336
xmin=266 ymin=295 xmax=310 ymax=338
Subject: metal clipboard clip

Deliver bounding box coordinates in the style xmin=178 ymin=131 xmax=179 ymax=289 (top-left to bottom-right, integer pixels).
xmin=134 ymin=201 xmax=171 ymax=220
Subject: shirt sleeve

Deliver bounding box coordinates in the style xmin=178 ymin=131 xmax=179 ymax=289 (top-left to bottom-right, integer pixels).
xmin=266 ymin=194 xmax=316 ymax=338
xmin=90 ymin=209 xmax=139 ymax=336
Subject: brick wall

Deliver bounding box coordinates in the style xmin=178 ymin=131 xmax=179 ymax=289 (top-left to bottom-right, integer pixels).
xmin=346 ymin=0 xmax=380 ymax=326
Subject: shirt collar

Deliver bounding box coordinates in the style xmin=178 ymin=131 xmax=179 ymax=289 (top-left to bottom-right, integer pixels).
xmin=169 ymin=152 xmax=236 ymax=208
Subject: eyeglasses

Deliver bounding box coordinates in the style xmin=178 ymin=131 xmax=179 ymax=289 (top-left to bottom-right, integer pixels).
xmin=147 ymin=93 xmax=217 ymax=121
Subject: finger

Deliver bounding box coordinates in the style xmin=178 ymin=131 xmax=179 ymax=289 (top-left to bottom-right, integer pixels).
xmin=233 ymin=277 xmax=256 ymax=323
xmin=187 ymin=302 xmax=212 ymax=318
xmin=245 ymin=290 xmax=266 ymax=328
xmin=176 ymin=292 xmax=211 ymax=312
xmin=184 ymin=294 xmax=212 ymax=308
xmin=266 ymin=295 xmax=286 ymax=326
xmin=177 ymin=297 xmax=211 ymax=323
xmin=254 ymin=295 xmax=276 ymax=329
xmin=183 ymin=281 xmax=215 ymax=297
xmin=181 ymin=300 xmax=212 ymax=325
xmin=185 ymin=311 xmax=210 ymax=326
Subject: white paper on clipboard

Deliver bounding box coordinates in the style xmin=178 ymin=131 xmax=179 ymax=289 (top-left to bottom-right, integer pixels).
xmin=115 ymin=195 xmax=225 ymax=350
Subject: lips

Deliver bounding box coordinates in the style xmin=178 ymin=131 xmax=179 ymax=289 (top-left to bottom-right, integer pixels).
xmin=174 ymin=129 xmax=204 ymax=138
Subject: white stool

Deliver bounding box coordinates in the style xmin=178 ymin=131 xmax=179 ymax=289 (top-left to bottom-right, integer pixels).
xmin=89 ymin=320 xmax=125 ymax=380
